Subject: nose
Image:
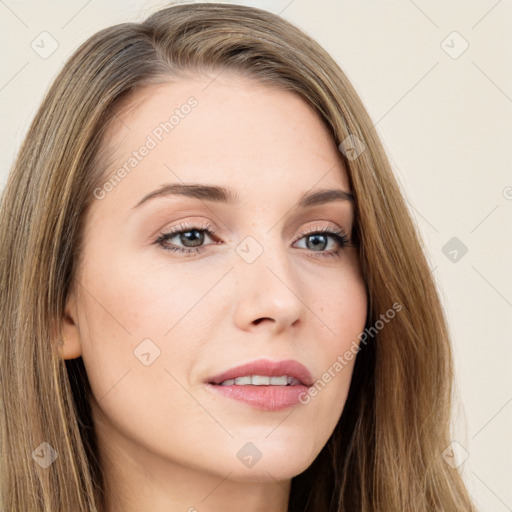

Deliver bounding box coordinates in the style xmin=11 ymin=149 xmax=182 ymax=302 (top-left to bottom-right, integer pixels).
xmin=232 ymin=240 xmax=306 ymax=334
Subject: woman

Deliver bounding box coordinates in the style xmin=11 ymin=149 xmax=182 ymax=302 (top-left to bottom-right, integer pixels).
xmin=0 ymin=2 xmax=477 ymax=511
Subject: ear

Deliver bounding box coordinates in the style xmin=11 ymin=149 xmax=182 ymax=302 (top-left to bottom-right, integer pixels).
xmin=59 ymin=288 xmax=83 ymax=360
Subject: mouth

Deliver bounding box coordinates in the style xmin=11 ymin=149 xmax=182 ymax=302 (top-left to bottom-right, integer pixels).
xmin=204 ymin=358 xmax=314 ymax=411
xmin=211 ymin=375 xmax=303 ymax=386
xmin=206 ymin=358 xmax=314 ymax=386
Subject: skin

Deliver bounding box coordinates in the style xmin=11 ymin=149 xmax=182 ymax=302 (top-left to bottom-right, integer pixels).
xmin=60 ymin=72 xmax=368 ymax=512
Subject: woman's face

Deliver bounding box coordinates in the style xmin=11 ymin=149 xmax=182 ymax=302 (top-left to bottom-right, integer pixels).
xmin=62 ymin=73 xmax=367 ymax=490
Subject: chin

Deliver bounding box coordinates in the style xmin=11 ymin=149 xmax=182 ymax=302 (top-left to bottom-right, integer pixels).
xmin=225 ymin=461 xmax=309 ymax=483
xmin=223 ymin=444 xmax=319 ymax=483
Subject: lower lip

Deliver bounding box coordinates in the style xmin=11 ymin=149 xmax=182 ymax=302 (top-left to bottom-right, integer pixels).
xmin=205 ymin=383 xmax=310 ymax=411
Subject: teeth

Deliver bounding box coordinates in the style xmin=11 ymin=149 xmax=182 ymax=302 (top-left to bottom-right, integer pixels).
xmin=218 ymin=375 xmax=300 ymax=386
xmin=234 ymin=376 xmax=252 ymax=385
xmin=269 ymin=376 xmax=287 ymax=385
xmin=252 ymin=375 xmax=270 ymax=385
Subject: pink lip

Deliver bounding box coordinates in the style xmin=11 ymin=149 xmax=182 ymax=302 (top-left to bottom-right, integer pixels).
xmin=205 ymin=358 xmax=314 ymax=412
xmin=206 ymin=358 xmax=314 ymax=386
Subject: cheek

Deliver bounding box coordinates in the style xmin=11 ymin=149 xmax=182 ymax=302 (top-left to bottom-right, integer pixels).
xmin=307 ymin=255 xmax=368 ymax=346
xmin=75 ymin=263 xmax=205 ymax=452
xmin=299 ymin=258 xmax=367 ymax=414
xmin=79 ymin=248 xmax=208 ymax=339
xmin=75 ymin=251 xmax=220 ymax=408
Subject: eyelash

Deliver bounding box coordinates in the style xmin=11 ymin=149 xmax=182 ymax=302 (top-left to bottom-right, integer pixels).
xmin=154 ymin=222 xmax=352 ymax=259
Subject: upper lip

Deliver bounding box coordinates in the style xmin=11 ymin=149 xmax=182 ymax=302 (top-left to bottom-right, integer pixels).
xmin=207 ymin=358 xmax=314 ymax=386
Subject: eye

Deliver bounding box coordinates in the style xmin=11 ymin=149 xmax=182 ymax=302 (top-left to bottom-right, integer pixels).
xmin=154 ymin=221 xmax=218 ymax=255
xmin=293 ymin=225 xmax=351 ymax=259
xmin=154 ymin=222 xmax=352 ymax=258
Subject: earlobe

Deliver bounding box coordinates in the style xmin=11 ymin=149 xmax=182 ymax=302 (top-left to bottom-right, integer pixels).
xmin=59 ymin=292 xmax=82 ymax=360
xmin=58 ymin=332 xmax=82 ymax=360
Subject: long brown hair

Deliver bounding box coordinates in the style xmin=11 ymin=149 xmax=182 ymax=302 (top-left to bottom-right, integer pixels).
xmin=0 ymin=2 xmax=476 ymax=511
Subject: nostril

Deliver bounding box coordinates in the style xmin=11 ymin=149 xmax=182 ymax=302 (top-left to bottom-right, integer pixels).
xmin=253 ymin=317 xmax=272 ymax=326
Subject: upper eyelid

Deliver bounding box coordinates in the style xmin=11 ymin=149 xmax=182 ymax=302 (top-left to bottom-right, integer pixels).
xmin=159 ymin=222 xmax=351 ymax=245
xmin=160 ymin=221 xmax=348 ymax=237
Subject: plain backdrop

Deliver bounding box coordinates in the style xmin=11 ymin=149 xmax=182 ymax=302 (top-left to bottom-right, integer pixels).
xmin=1 ymin=1 xmax=511 ymax=510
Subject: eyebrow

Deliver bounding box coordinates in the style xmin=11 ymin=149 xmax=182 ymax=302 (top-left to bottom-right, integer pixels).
xmin=132 ymin=183 xmax=355 ymax=210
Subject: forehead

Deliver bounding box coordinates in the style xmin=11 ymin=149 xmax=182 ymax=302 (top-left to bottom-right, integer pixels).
xmin=95 ymin=74 xmax=351 ymax=207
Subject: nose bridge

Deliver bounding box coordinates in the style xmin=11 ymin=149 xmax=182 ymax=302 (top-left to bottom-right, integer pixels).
xmin=234 ymin=216 xmax=290 ymax=280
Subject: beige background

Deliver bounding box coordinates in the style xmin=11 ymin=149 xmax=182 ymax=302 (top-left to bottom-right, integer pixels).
xmin=1 ymin=1 xmax=511 ymax=510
